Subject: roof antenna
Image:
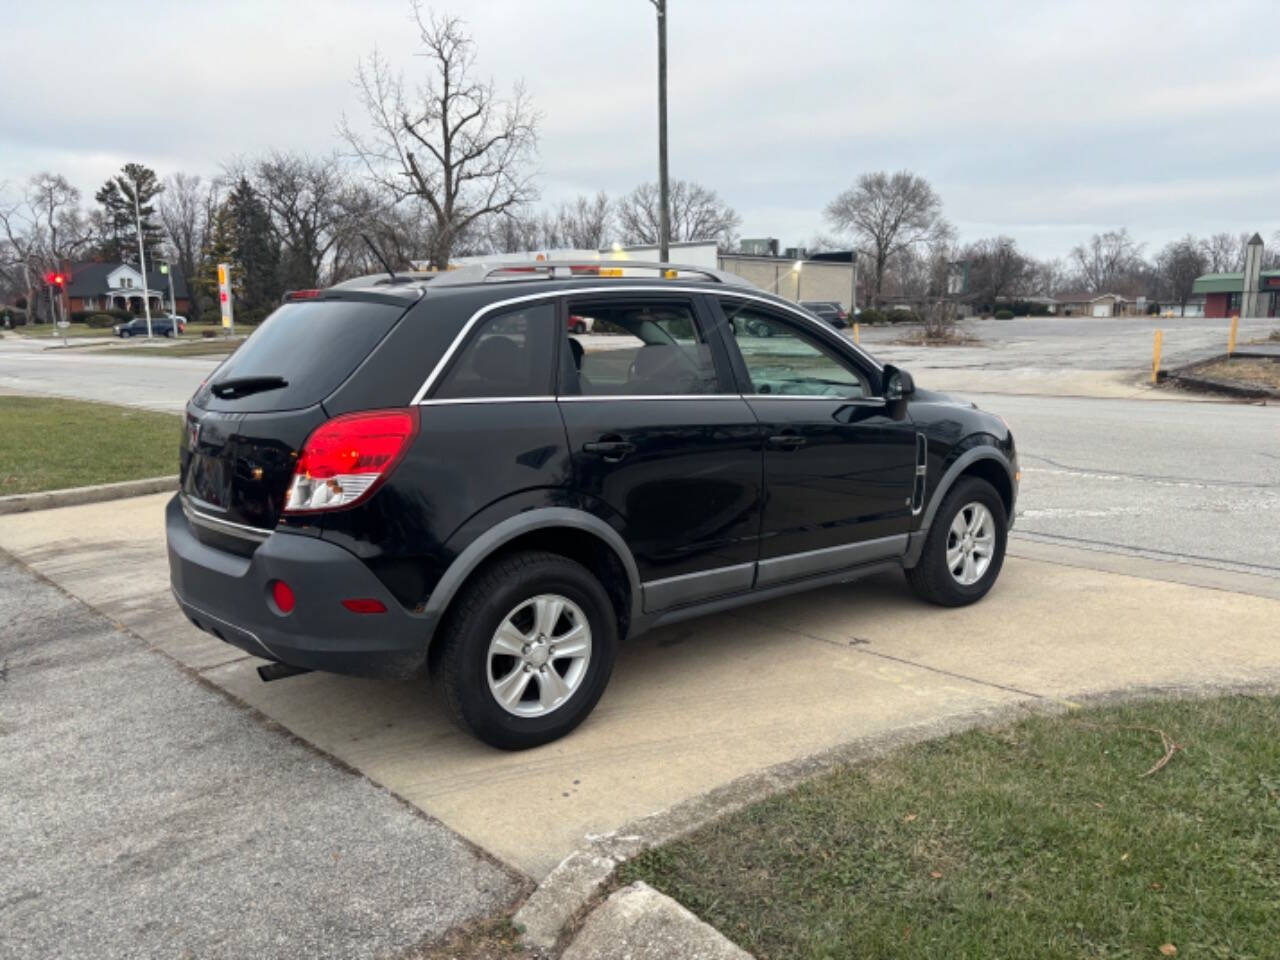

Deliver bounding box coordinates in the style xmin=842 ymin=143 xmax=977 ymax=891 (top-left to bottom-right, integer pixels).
xmin=360 ymin=233 xmax=398 ymax=281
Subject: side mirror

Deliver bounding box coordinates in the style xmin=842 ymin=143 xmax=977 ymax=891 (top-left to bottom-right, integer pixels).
xmin=882 ymin=364 xmax=915 ymax=401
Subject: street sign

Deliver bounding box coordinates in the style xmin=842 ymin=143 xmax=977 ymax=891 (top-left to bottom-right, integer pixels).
xmin=217 ymin=263 xmax=234 ymax=333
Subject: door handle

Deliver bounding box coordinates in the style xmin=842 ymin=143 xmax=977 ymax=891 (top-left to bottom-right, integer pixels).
xmin=583 ymin=437 xmax=636 ymax=461
xmin=767 ymin=433 xmax=807 ymax=450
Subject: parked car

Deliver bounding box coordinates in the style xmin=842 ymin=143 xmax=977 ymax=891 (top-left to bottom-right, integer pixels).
xmin=114 ymin=315 xmax=185 ymax=338
xmin=167 ymin=262 xmax=1017 ymax=749
xmin=800 ymin=300 xmax=851 ymax=328
xmin=568 ymin=313 xmax=594 ymax=334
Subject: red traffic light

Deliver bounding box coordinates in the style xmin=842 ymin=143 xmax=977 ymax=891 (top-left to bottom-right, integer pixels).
xmin=44 ymin=272 xmax=65 ymax=287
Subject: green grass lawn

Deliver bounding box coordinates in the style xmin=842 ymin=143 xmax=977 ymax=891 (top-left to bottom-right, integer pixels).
xmin=0 ymin=396 xmax=180 ymax=495
xmin=620 ymin=695 xmax=1280 ymax=960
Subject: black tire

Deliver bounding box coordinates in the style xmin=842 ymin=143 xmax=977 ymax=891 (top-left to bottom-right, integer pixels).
xmin=165 ymin=328 xmax=175 ymax=338
xmin=431 ymin=550 xmax=618 ymax=750
xmin=120 ymin=330 xmax=131 ymax=338
xmin=905 ymin=476 xmax=1008 ymax=607
xmin=571 ymin=321 xmax=586 ymax=334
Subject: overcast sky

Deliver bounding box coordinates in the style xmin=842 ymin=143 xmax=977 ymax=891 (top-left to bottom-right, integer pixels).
xmin=4 ymin=0 xmax=1278 ymax=258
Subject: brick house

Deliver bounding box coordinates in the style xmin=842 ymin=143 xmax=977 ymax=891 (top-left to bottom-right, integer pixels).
xmin=61 ymin=261 xmax=191 ymax=317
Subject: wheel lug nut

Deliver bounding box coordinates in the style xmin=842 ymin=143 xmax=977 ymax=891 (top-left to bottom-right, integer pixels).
xmin=521 ymin=644 xmax=530 ymax=655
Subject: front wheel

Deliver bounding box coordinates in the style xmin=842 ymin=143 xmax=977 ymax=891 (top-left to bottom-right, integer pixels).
xmin=906 ymin=476 xmax=1008 ymax=606
xmin=431 ymin=550 xmax=618 ymax=749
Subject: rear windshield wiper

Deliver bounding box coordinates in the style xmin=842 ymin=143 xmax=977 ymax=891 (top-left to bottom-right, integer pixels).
xmin=209 ymin=375 xmax=289 ymax=399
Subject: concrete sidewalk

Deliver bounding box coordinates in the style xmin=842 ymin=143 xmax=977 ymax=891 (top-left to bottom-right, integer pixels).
xmin=0 ymin=555 xmax=521 ymax=960
xmin=3 ymin=493 xmax=1279 ymax=884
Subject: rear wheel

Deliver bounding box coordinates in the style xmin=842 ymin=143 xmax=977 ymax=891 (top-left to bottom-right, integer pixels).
xmin=165 ymin=328 xmax=175 ymax=338
xmin=432 ymin=550 xmax=617 ymax=749
xmin=571 ymin=320 xmax=586 ymax=334
xmin=906 ymin=476 xmax=1007 ymax=606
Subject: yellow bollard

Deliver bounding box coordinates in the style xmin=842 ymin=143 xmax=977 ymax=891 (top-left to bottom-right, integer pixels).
xmin=853 ymin=322 xmax=860 ymax=345
xmin=1151 ymin=329 xmax=1163 ymax=384
xmin=1228 ymin=314 xmax=1238 ymax=357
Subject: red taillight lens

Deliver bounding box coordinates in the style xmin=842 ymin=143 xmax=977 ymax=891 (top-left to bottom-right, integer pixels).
xmin=284 ymin=289 xmax=323 ymax=301
xmin=284 ymin=409 xmax=418 ymax=513
xmin=341 ymin=598 xmax=387 ymax=614
xmin=271 ymin=580 xmax=295 ymax=614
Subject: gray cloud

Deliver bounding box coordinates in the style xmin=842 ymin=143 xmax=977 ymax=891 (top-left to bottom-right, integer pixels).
xmin=3 ymin=0 xmax=1277 ymax=258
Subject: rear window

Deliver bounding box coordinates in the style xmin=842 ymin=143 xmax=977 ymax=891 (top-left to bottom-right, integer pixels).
xmin=194 ymin=300 xmax=404 ymax=412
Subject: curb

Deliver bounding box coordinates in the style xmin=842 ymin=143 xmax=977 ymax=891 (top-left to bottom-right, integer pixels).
xmin=0 ymin=475 xmax=178 ymax=515
xmin=559 ymin=882 xmax=752 ymax=959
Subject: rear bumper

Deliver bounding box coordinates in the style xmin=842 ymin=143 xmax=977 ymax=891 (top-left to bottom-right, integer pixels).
xmin=165 ymin=494 xmax=430 ymax=679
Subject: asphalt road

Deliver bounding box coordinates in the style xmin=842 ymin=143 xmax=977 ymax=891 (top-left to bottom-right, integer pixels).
xmin=0 ymin=329 xmax=1276 ymax=578
xmin=0 ymin=554 xmax=521 ymax=959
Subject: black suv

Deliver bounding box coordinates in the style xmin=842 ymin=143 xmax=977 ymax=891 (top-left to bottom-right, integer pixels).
xmin=167 ymin=262 xmax=1017 ymax=749
xmin=799 ymin=300 xmax=850 ymax=328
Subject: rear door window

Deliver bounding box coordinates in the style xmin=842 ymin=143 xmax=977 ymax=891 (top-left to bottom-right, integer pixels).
xmin=562 ymin=298 xmax=727 ymax=396
xmin=431 ymin=304 xmax=558 ymax=400
xmin=196 ymin=300 xmax=405 ymax=412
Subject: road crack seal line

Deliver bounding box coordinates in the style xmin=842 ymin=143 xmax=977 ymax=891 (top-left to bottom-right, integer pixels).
xmin=1021 ymin=454 xmax=1277 ymax=490
xmin=1011 ymin=530 xmax=1280 ymax=576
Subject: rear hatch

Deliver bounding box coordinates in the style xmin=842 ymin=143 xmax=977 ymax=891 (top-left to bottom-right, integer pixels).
xmin=181 ymin=297 xmax=412 ymax=543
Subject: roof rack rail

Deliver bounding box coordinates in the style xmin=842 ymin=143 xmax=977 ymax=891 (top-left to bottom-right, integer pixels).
xmin=428 ymin=260 xmax=753 ymax=288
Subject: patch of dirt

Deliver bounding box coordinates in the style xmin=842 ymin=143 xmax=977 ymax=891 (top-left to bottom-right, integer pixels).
xmin=1195 ymin=357 xmax=1280 ymax=391
xmin=892 ymin=334 xmax=984 ymax=347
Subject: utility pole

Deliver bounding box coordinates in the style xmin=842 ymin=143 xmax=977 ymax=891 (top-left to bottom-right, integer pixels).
xmin=131 ymin=181 xmax=154 ymax=338
xmin=651 ymin=0 xmax=670 ymax=263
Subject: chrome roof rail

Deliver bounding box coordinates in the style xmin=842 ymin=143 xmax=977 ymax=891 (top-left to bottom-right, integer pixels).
xmin=428 ymin=260 xmax=754 ymax=288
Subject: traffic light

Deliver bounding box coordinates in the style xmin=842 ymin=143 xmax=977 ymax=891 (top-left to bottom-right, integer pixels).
xmin=44 ymin=272 xmax=66 ymax=287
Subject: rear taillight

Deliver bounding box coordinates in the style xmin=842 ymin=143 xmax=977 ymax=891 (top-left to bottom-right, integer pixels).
xmin=283 ymin=408 xmax=418 ymax=513
xmin=284 ymin=289 xmax=324 ymax=301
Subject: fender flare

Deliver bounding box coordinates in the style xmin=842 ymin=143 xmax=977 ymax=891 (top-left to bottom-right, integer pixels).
xmin=420 ymin=507 xmax=643 ymax=642
xmin=905 ymin=446 xmax=1016 ymax=567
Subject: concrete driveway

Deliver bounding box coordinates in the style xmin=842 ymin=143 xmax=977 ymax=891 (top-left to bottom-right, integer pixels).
xmin=3 ymin=493 xmax=1278 ymax=880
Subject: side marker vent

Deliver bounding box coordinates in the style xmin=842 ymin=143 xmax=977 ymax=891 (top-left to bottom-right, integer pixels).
xmin=911 ymin=433 xmax=928 ymax=514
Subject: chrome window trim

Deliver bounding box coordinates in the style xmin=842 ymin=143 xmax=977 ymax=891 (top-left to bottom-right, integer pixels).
xmin=558 ymin=394 xmax=744 ymax=402
xmin=181 ymin=494 xmax=273 ymax=542
xmin=408 ymin=285 xmax=883 ymax=405
xmin=417 ymin=396 xmax=557 ymax=406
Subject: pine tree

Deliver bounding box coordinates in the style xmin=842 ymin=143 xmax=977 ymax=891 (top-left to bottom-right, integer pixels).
xmin=226 ymin=177 xmax=279 ymax=323
xmin=196 ymin=203 xmax=236 ymax=320
xmin=95 ymin=163 xmax=165 ymax=266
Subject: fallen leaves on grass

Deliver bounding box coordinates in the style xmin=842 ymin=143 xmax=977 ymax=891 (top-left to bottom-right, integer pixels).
xmin=1159 ymin=943 xmax=1178 ymax=956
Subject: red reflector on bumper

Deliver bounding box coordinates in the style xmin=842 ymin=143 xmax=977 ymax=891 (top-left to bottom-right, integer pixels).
xmin=341 ymin=598 xmax=387 ymax=614
xmin=270 ymin=580 xmax=295 ymax=614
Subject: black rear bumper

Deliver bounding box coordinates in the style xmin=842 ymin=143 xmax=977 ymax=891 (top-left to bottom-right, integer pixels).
xmin=165 ymin=494 xmax=430 ymax=678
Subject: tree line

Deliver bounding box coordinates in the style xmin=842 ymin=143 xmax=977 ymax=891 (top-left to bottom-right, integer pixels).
xmin=2 ymin=3 xmax=1276 ymax=325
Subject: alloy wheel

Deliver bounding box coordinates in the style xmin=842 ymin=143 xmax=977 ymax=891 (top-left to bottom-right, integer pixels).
xmin=486 ymin=594 xmax=592 ymax=718
xmin=946 ymin=501 xmax=995 ymax=586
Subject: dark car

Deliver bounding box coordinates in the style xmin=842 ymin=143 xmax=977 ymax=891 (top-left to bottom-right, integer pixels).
xmin=115 ymin=314 xmax=185 ymax=338
xmin=167 ymin=262 xmax=1017 ymax=749
xmin=800 ymin=300 xmax=851 ymax=328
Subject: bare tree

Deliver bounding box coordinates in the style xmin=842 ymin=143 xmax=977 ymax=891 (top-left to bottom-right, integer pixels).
xmin=1199 ymin=232 xmax=1240 ymax=274
xmin=616 ymin=180 xmax=740 ymax=250
xmin=158 ymin=173 xmax=217 ymax=321
xmin=0 ymin=174 xmax=92 ymax=323
xmin=340 ymin=5 xmax=539 ymax=269
xmin=1070 ymin=228 xmax=1144 ymax=293
xmin=1155 ymin=235 xmax=1208 ymax=311
xmin=248 ymin=152 xmax=351 ymax=287
xmin=825 ymin=171 xmax=950 ymax=307
xmin=964 ymin=236 xmax=1031 ymax=308
xmin=553 ymin=192 xmax=613 ymax=250
xmin=1026 ymin=257 xmax=1067 ymax=297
